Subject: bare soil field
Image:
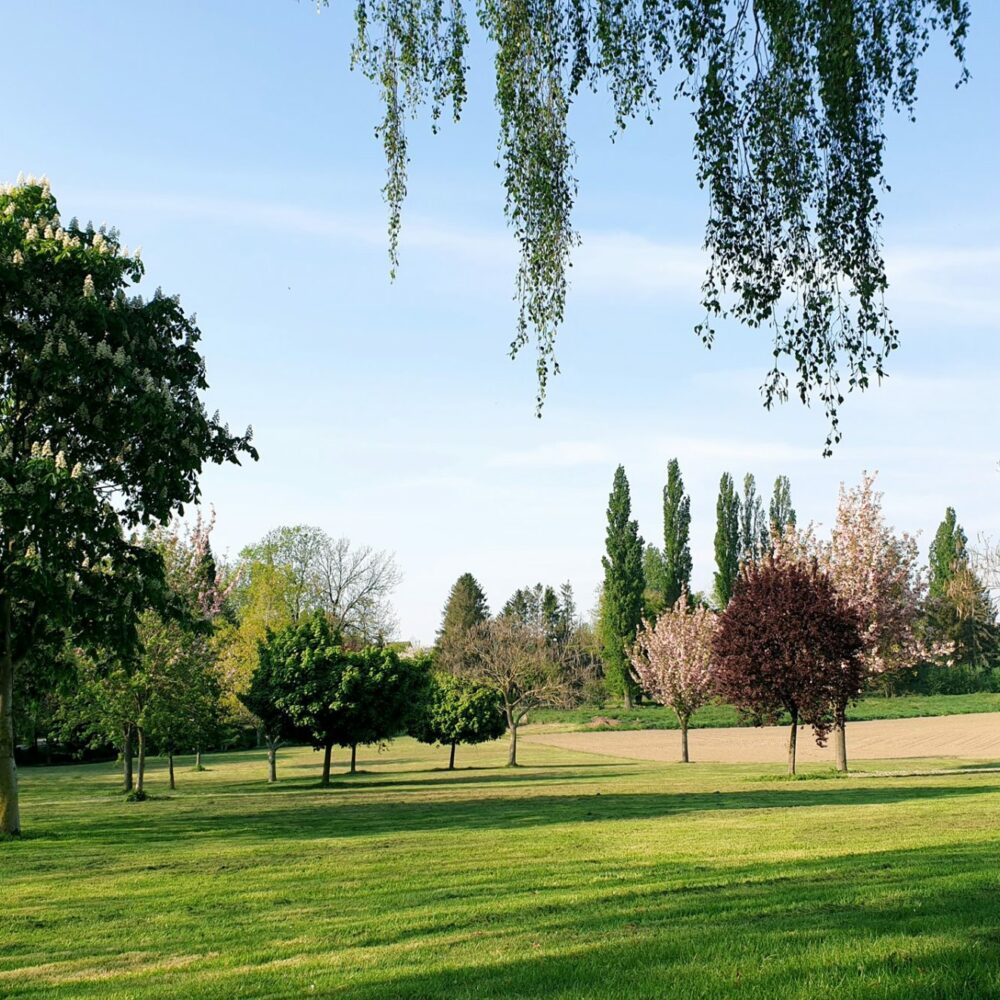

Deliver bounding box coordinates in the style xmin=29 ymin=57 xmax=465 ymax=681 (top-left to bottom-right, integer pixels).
xmin=525 ymin=711 xmax=1000 ymax=765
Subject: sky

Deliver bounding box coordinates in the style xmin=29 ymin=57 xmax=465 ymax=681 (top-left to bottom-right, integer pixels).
xmin=8 ymin=3 xmax=999 ymax=643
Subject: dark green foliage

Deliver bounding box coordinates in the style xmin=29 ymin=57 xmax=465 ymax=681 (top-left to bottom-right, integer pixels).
xmin=411 ymin=673 xmax=506 ymax=767
xmin=599 ymin=466 xmax=644 ymax=704
xmin=713 ymin=473 xmax=740 ymax=608
xmin=661 ymin=459 xmax=692 ymax=608
xmin=437 ymin=573 xmax=490 ymax=648
xmin=769 ymin=476 xmax=796 ymax=542
xmin=502 ymin=581 xmax=576 ymax=646
xmin=336 ymin=0 xmax=969 ymax=444
xmin=0 ymin=180 xmax=255 ymax=834
xmin=642 ymin=545 xmax=668 ymax=619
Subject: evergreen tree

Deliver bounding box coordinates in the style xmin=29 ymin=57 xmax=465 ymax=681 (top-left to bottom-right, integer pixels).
xmin=437 ymin=574 xmax=489 ymax=649
xmin=662 ymin=458 xmax=692 ymax=607
xmin=713 ymin=473 xmax=741 ymax=608
xmin=739 ymin=473 xmax=767 ymax=564
xmin=599 ymin=466 xmax=645 ymax=707
xmin=769 ymin=476 xmax=797 ymax=541
xmin=929 ymin=507 xmax=968 ymax=599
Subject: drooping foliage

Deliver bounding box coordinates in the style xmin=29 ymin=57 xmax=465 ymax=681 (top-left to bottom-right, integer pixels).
xmin=333 ymin=0 xmax=969 ymax=445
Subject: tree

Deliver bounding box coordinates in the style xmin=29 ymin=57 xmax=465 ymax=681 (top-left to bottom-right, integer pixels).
xmin=769 ymin=476 xmax=796 ymax=542
xmin=411 ymin=672 xmax=506 ymax=769
xmin=239 ymin=641 xmax=302 ymax=783
xmin=240 ymin=526 xmax=400 ymax=641
xmin=929 ymin=507 xmax=968 ymax=600
xmin=819 ymin=474 xmax=928 ymax=771
xmin=437 ymin=573 xmax=489 ymax=651
xmin=631 ymin=596 xmax=717 ymax=763
xmin=329 ymin=0 xmax=968 ymax=447
xmin=713 ymin=473 xmax=740 ymax=608
xmin=642 ymin=544 xmax=668 ymax=619
xmin=599 ymin=466 xmax=644 ymax=707
xmin=662 ymin=459 xmax=692 ymax=608
xmin=739 ymin=474 xmax=767 ymax=565
xmin=502 ymin=581 xmax=575 ymax=646
xmin=0 ymin=179 xmax=255 ymax=836
xmin=456 ymin=617 xmax=576 ymax=766
xmin=713 ymin=559 xmax=863 ymax=775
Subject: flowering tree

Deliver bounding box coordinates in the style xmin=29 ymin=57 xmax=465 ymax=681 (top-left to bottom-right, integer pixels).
xmin=713 ymin=559 xmax=863 ymax=775
xmin=0 ymin=179 xmax=255 ymax=835
xmin=774 ymin=473 xmax=929 ymax=771
xmin=631 ymin=595 xmax=716 ymax=762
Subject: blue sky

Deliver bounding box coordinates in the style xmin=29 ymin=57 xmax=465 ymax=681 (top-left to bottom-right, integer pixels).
xmin=10 ymin=3 xmax=999 ymax=642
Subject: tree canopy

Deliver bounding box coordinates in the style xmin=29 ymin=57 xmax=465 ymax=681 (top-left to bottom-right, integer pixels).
xmin=332 ymin=0 xmax=970 ymax=446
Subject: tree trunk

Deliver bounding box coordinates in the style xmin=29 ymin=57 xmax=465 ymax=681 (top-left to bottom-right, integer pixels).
xmin=834 ymin=710 xmax=848 ymax=773
xmin=622 ymin=684 xmax=634 ymax=710
xmin=449 ymin=742 xmax=456 ymax=770
xmin=321 ymin=741 xmax=333 ymax=786
xmin=267 ymin=744 xmax=277 ymax=783
xmin=0 ymin=594 xmax=20 ymax=836
xmin=507 ymin=723 xmax=518 ymax=767
xmin=136 ymin=727 xmax=146 ymax=795
xmin=168 ymin=750 xmax=176 ymax=790
xmin=787 ymin=711 xmax=798 ymax=776
xmin=350 ymin=744 xmax=357 ymax=773
xmin=122 ymin=724 xmax=134 ymax=793
xmin=680 ymin=719 xmax=690 ymax=764
xmin=195 ymin=748 xmax=202 ymax=769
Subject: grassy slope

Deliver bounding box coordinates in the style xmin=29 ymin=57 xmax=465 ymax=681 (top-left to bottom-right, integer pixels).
xmin=4 ymin=739 xmax=1000 ymax=999
xmin=528 ymin=692 xmax=1000 ymax=731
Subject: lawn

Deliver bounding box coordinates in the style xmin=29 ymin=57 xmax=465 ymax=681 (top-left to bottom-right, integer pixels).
xmin=527 ymin=692 xmax=1000 ymax=731
xmin=4 ymin=738 xmax=1000 ymax=999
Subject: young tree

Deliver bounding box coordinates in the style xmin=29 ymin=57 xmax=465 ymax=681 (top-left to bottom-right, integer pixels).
xmin=769 ymin=476 xmax=797 ymax=542
xmin=600 ymin=466 xmax=644 ymax=707
xmin=456 ymin=617 xmax=576 ymax=766
xmin=411 ymin=672 xmax=506 ymax=769
xmin=0 ymin=179 xmax=255 ymax=835
xmin=713 ymin=559 xmax=863 ymax=775
xmin=329 ymin=1 xmax=969 ymax=448
xmin=662 ymin=459 xmax=692 ymax=608
xmin=929 ymin=507 xmax=968 ymax=600
xmin=631 ymin=596 xmax=717 ymax=763
xmin=713 ymin=473 xmax=740 ymax=608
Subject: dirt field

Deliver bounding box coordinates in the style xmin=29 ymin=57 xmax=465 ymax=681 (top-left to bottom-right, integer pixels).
xmin=525 ymin=711 xmax=1000 ymax=765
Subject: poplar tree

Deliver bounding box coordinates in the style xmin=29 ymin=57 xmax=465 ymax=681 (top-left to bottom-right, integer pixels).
xmin=600 ymin=466 xmax=644 ymax=707
xmin=769 ymin=476 xmax=797 ymax=542
xmin=739 ymin=473 xmax=767 ymax=564
xmin=929 ymin=507 xmax=967 ymax=599
xmin=713 ymin=473 xmax=741 ymax=608
xmin=662 ymin=458 xmax=692 ymax=607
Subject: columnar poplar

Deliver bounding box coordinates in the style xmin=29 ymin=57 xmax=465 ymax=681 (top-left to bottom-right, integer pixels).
xmin=600 ymin=466 xmax=645 ymax=707
xmin=662 ymin=458 xmax=692 ymax=607
xmin=713 ymin=473 xmax=740 ymax=608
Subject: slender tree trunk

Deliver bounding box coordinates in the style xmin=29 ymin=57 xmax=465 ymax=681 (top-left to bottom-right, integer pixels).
xmin=507 ymin=723 xmax=518 ymax=767
xmin=195 ymin=748 xmax=202 ymax=769
xmin=321 ymin=741 xmax=333 ymax=786
xmin=449 ymin=742 xmax=456 ymax=770
xmin=834 ymin=703 xmax=848 ymax=773
xmin=680 ymin=718 xmax=690 ymax=764
xmin=350 ymin=744 xmax=357 ymax=773
xmin=122 ymin=724 xmax=134 ymax=793
xmin=267 ymin=743 xmax=277 ymax=783
xmin=787 ymin=710 xmax=798 ymax=776
xmin=623 ymin=684 xmax=634 ymax=711
xmin=136 ymin=727 xmax=146 ymax=795
xmin=168 ymin=750 xmax=176 ymax=790
xmin=0 ymin=594 xmax=20 ymax=836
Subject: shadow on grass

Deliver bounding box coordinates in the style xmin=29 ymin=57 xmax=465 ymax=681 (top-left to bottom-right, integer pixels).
xmin=65 ymin=778 xmax=999 ymax=847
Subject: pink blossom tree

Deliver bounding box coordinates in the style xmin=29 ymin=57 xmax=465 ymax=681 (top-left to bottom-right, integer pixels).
xmin=631 ymin=594 xmax=717 ymax=762
xmin=775 ymin=473 xmax=929 ymax=771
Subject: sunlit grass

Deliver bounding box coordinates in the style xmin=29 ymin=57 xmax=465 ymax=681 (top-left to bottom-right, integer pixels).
xmin=4 ymin=737 xmax=1000 ymax=998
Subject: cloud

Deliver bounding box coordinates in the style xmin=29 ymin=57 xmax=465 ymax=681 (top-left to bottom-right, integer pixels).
xmin=488 ymin=440 xmax=613 ymax=469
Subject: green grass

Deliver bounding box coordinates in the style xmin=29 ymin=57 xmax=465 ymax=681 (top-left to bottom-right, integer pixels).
xmin=528 ymin=692 xmax=1000 ymax=731
xmin=4 ymin=738 xmax=1000 ymax=998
